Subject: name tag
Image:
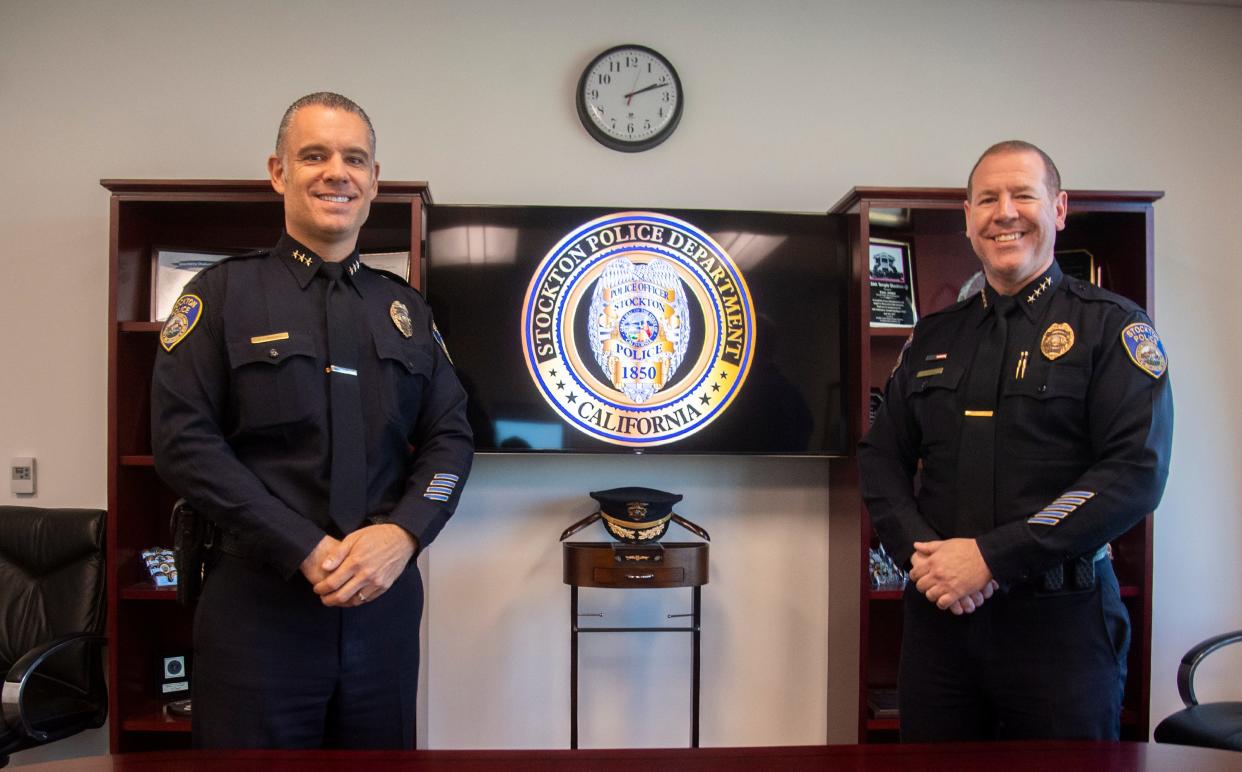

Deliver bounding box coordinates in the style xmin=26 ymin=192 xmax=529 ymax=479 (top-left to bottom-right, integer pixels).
xmin=915 ymin=367 xmax=944 ymax=378
xmin=250 ymin=332 xmax=290 ymax=344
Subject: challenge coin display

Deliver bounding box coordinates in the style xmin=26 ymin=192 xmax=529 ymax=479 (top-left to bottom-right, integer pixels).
xmin=522 ymin=212 xmax=755 ymax=447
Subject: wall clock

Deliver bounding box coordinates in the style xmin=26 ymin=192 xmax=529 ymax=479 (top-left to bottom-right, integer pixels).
xmin=576 ymin=44 xmax=683 ymax=152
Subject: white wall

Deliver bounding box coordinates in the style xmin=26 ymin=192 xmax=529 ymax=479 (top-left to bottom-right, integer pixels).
xmin=2 ymin=0 xmax=1239 ymax=759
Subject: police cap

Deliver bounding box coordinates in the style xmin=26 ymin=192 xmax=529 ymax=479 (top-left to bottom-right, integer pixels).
xmin=589 ymin=487 xmax=683 ymax=544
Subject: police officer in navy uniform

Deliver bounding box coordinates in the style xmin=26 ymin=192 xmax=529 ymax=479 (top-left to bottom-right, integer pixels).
xmin=151 ymin=92 xmax=473 ymax=749
xmin=859 ymin=140 xmax=1172 ymax=741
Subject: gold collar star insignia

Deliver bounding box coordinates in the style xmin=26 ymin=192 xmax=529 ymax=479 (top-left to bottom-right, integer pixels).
xmin=1026 ymin=275 xmax=1053 ymax=304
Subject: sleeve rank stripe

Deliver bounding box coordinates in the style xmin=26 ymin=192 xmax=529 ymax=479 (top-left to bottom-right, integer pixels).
xmin=1033 ymin=510 xmax=1067 ymax=519
xmin=432 ymin=473 xmax=460 ymax=482
xmin=1064 ymin=491 xmax=1096 ymax=499
xmin=426 ymin=486 xmax=454 ymax=495
xmin=424 ymin=493 xmax=451 ymax=502
xmin=1029 ymin=516 xmax=1062 ymax=526
xmin=1043 ymin=504 xmax=1077 ymax=513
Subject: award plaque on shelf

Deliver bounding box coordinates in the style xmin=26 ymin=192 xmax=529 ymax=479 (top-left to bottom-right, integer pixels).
xmin=362 ymin=250 xmax=411 ymax=282
xmin=151 ymin=247 xmax=235 ymax=321
xmin=158 ymin=652 xmax=190 ymax=699
xmin=868 ymin=239 xmax=917 ymax=327
xmin=1056 ymin=248 xmax=1099 ymax=285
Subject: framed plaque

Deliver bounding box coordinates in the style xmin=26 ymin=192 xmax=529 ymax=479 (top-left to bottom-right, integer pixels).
xmin=151 ymin=247 xmax=235 ymax=322
xmin=868 ymin=238 xmax=918 ymax=327
xmin=1056 ymin=248 xmax=1099 ymax=285
xmin=158 ymin=652 xmax=190 ymax=700
xmin=362 ymin=250 xmax=411 ymax=282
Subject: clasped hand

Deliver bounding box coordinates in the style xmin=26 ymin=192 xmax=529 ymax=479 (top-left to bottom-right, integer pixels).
xmin=908 ymin=538 xmax=998 ymax=615
xmin=299 ymin=524 xmax=417 ymax=607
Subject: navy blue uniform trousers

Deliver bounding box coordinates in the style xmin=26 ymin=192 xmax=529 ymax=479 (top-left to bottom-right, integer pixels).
xmin=899 ymin=558 xmax=1129 ymax=742
xmin=192 ymin=553 xmax=422 ymax=749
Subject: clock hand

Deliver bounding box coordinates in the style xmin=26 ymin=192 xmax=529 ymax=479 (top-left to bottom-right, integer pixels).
xmin=624 ymin=82 xmax=668 ymax=100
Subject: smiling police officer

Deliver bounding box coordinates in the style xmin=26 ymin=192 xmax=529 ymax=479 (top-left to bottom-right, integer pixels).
xmin=859 ymin=140 xmax=1173 ymax=741
xmin=152 ymin=92 xmax=473 ymax=749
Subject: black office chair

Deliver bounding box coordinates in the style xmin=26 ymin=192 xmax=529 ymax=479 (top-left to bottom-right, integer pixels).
xmin=1153 ymin=630 xmax=1242 ymax=751
xmin=0 ymin=506 xmax=108 ymax=768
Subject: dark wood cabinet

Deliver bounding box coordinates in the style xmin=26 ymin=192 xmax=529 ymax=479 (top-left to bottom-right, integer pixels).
xmin=827 ymin=187 xmax=1162 ymax=743
xmin=102 ymin=179 xmax=431 ymax=752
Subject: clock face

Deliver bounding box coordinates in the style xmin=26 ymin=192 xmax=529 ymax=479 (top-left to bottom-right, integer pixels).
xmin=576 ymin=45 xmax=683 ymax=152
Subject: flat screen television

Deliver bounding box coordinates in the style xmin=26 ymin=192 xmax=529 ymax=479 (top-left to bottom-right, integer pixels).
xmin=424 ymin=205 xmax=850 ymax=455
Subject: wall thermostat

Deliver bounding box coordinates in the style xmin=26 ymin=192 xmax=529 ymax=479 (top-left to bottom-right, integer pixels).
xmin=11 ymin=457 xmax=35 ymax=494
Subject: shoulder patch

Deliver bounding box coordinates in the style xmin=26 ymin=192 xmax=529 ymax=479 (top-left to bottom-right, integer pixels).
xmin=1121 ymin=322 xmax=1167 ymax=379
xmin=889 ymin=333 xmax=913 ymax=379
xmin=431 ymin=320 xmax=454 ymax=365
xmin=160 ymin=294 xmax=203 ymax=352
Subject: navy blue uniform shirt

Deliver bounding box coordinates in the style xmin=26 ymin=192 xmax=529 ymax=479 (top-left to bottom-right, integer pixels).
xmin=152 ymin=233 xmax=474 ymax=576
xmin=858 ymin=261 xmax=1173 ymax=584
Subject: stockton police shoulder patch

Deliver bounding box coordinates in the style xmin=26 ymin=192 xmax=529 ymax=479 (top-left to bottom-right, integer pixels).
xmin=160 ymin=294 xmax=203 ymax=352
xmin=1121 ymin=322 xmax=1167 ymax=379
xmin=431 ymin=320 xmax=453 ymax=365
xmin=891 ymin=334 xmax=913 ymax=379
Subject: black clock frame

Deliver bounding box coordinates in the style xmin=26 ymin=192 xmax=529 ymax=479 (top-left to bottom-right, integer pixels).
xmin=575 ymin=44 xmax=684 ymax=153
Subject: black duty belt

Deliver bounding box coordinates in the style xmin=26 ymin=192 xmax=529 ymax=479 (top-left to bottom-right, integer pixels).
xmin=1038 ymin=545 xmax=1110 ymax=594
xmin=215 ymin=529 xmax=259 ymax=560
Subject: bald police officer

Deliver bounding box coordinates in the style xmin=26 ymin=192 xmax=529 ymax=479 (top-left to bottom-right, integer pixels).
xmin=859 ymin=140 xmax=1172 ymax=741
xmin=152 ymin=92 xmax=473 ymax=749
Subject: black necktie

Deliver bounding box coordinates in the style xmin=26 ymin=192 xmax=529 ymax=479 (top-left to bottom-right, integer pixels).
xmin=957 ymin=294 xmax=1016 ymax=536
xmin=322 ymin=262 xmax=366 ymax=534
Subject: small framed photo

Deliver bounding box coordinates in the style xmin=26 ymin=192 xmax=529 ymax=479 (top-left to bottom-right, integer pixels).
xmin=1056 ymin=249 xmax=1099 ymax=285
xmin=151 ymin=247 xmax=235 ymax=322
xmin=362 ymin=251 xmax=411 ymax=283
xmin=158 ymin=652 xmax=191 ymax=699
xmin=868 ymin=238 xmax=918 ymax=327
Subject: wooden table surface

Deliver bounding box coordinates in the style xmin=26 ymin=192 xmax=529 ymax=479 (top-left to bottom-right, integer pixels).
xmin=13 ymin=741 xmax=1239 ymax=771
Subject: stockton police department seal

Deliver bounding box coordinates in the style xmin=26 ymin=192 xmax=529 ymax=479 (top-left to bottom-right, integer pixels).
xmin=522 ymin=212 xmax=756 ymax=447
